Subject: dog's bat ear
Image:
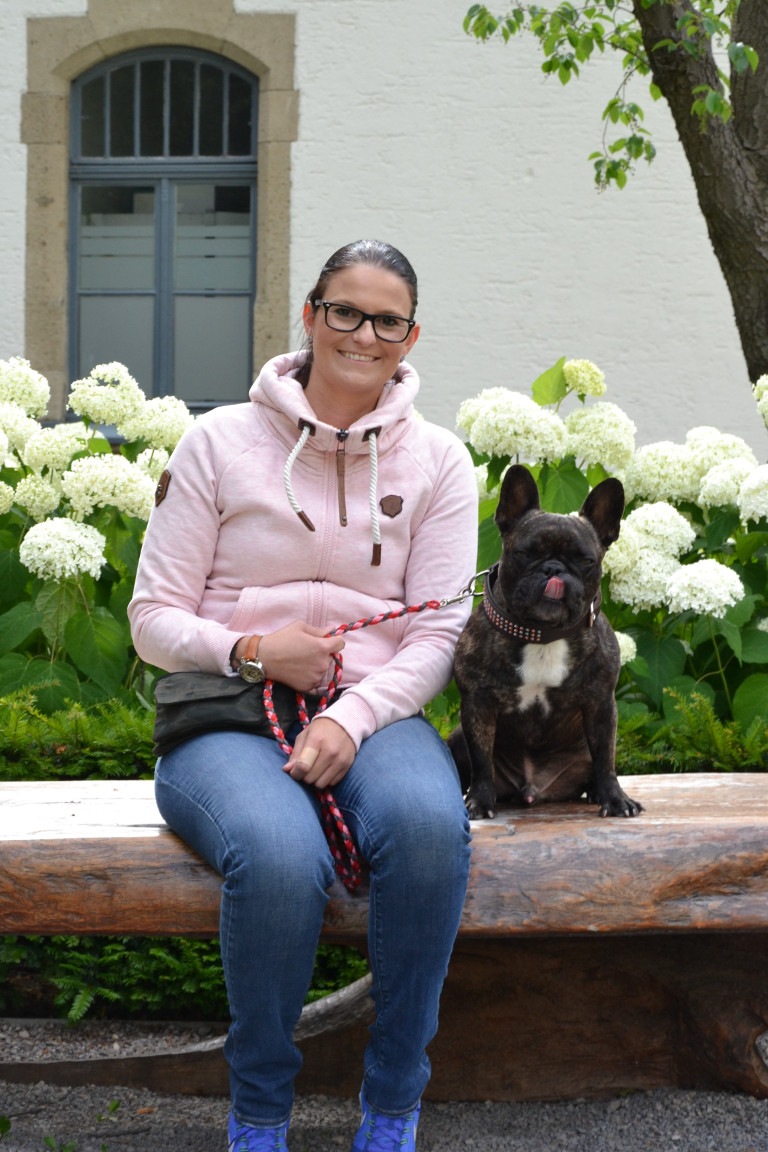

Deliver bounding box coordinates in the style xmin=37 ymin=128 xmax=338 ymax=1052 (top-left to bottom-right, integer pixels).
xmin=580 ymin=477 xmax=625 ymax=547
xmin=495 ymin=465 xmax=541 ymax=535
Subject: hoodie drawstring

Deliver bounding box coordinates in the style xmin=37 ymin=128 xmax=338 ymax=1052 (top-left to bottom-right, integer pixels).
xmin=283 ymin=421 xmax=383 ymax=566
xmin=365 ymin=428 xmax=382 ymax=567
xmin=284 ymin=420 xmax=315 ymax=531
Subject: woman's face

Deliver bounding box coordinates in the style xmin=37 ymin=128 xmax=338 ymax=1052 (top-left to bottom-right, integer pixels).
xmin=302 ymin=263 xmax=420 ymax=423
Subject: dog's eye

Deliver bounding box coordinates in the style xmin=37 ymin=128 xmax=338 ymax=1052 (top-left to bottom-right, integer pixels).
xmin=511 ymin=548 xmax=531 ymax=566
xmin=578 ymin=554 xmax=597 ymax=571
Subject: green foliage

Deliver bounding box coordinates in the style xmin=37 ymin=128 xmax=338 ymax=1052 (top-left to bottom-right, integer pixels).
xmin=463 ymin=1 xmax=758 ymax=188
xmin=424 ymin=679 xmax=462 ymax=738
xmin=0 ymin=933 xmax=368 ymax=1023
xmin=0 ymin=501 xmax=156 ymax=713
xmin=617 ymin=691 xmax=768 ymax=774
xmin=303 ymin=945 xmax=370 ymax=1004
xmin=0 ymin=694 xmax=155 ymax=781
xmin=0 ymin=1117 xmax=10 ymax=1143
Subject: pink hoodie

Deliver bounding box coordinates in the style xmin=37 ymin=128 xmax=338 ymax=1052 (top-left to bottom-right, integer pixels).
xmin=128 ymin=352 xmax=478 ymax=749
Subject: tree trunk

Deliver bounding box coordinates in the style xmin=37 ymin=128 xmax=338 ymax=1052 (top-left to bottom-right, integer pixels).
xmin=632 ymin=0 xmax=768 ymax=383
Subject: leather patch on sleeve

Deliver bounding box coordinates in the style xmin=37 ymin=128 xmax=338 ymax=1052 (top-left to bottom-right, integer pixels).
xmin=380 ymin=495 xmax=403 ymax=518
xmin=155 ymin=469 xmax=172 ymax=506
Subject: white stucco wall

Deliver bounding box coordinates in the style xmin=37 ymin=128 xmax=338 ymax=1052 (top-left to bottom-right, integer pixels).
xmin=1 ymin=0 xmax=766 ymax=458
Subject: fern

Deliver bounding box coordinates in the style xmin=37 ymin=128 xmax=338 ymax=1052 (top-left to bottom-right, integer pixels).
xmin=659 ymin=691 xmax=768 ymax=772
xmin=616 ymin=692 xmax=768 ymax=775
xmin=0 ymin=693 xmax=155 ymax=781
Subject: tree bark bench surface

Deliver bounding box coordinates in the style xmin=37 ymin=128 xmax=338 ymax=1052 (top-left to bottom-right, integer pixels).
xmin=2 ymin=774 xmax=768 ymax=1101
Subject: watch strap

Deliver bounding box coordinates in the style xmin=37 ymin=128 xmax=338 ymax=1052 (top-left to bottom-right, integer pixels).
xmin=243 ymin=634 xmax=262 ymax=664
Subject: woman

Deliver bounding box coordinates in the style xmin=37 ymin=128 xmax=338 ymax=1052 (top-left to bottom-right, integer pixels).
xmin=129 ymin=240 xmax=478 ymax=1152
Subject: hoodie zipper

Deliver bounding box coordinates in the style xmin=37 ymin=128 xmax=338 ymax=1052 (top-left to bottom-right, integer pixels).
xmin=336 ymin=429 xmax=349 ymax=526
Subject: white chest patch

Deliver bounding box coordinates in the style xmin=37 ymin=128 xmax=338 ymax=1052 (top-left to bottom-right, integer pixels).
xmin=516 ymin=639 xmax=571 ymax=713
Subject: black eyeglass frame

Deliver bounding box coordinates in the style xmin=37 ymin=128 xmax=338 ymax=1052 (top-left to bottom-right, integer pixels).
xmin=313 ymin=299 xmax=416 ymax=343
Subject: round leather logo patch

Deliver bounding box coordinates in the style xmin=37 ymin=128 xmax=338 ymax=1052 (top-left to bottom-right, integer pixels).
xmin=380 ymin=495 xmax=403 ymax=518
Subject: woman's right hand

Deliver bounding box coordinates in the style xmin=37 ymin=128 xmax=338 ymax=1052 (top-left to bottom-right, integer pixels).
xmin=240 ymin=621 xmax=344 ymax=693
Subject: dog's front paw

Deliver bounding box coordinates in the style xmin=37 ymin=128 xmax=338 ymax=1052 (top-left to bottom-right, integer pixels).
xmin=592 ymin=785 xmax=643 ymax=818
xmin=464 ymin=783 xmax=497 ymax=820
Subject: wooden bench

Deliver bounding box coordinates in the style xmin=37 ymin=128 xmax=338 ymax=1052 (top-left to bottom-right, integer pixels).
xmin=2 ymin=774 xmax=768 ymax=1102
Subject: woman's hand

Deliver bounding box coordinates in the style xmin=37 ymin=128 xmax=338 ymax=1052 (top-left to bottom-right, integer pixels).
xmin=283 ymin=717 xmax=356 ymax=788
xmin=233 ymin=621 xmax=344 ymax=693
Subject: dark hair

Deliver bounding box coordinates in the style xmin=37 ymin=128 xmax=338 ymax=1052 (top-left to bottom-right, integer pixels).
xmin=297 ymin=240 xmax=418 ymax=385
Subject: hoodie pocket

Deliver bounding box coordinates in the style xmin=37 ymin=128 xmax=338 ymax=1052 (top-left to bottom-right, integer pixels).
xmin=227 ymin=583 xmax=314 ymax=635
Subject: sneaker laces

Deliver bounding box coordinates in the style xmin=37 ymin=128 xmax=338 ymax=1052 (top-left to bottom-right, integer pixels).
xmin=228 ymin=1118 xmax=289 ymax=1151
xmin=358 ymin=1105 xmax=420 ymax=1150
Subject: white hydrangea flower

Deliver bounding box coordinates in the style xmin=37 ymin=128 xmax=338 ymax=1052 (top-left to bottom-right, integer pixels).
xmin=19 ymin=518 xmax=106 ymax=581
xmin=456 ymin=388 xmax=511 ymax=440
xmin=0 ymin=402 xmax=41 ymax=454
xmin=615 ymin=631 xmax=637 ymax=666
xmin=0 ymin=481 xmax=14 ymax=515
xmin=698 ymin=457 xmax=756 ymax=508
xmin=602 ymin=520 xmax=642 ymax=580
xmin=0 ymin=357 xmax=50 ymax=417
xmin=625 ymin=501 xmax=696 ymax=557
xmin=684 ymin=426 xmax=758 ymax=472
xmin=756 ymin=618 xmax=768 ymax=634
xmin=624 ymin=441 xmax=701 ymax=503
xmin=0 ymin=427 xmax=7 ymax=460
xmin=757 ymin=392 xmax=768 ymax=430
xmin=61 ymin=454 xmax=156 ymax=521
xmin=22 ymin=426 xmax=85 ymax=474
xmin=474 ymin=463 xmax=491 ymax=502
xmin=754 ymin=375 xmax=768 ymax=402
xmin=135 ymin=446 xmax=171 ymax=482
xmin=738 ymin=464 xmax=768 ymax=524
xmin=563 ymin=359 xmax=606 ymax=397
xmin=565 ymin=402 xmax=636 ymax=473
xmin=665 ymin=559 xmax=744 ymax=618
xmin=608 ymin=548 xmax=681 ymax=611
xmin=457 ymin=388 xmax=567 ymax=463
xmin=13 ymin=474 xmax=61 ymax=521
xmin=116 ymin=395 xmax=193 ymax=450
xmin=68 ymin=362 xmax=145 ymax=428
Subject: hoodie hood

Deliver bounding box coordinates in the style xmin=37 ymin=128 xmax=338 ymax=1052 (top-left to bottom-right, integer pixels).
xmin=248 ymin=351 xmax=422 ymax=564
xmin=249 ymin=350 xmax=420 ymax=451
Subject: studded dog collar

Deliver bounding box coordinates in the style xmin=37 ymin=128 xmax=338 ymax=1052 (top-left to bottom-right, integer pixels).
xmin=482 ymin=562 xmax=600 ymax=644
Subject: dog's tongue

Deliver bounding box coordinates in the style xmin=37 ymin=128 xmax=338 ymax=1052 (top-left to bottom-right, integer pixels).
xmin=544 ymin=576 xmax=566 ymax=600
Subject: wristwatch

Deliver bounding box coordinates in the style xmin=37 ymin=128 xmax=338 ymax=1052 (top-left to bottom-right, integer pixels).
xmin=235 ymin=634 xmax=265 ymax=684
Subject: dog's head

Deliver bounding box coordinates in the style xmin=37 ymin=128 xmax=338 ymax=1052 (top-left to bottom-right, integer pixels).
xmin=494 ymin=465 xmax=624 ymax=628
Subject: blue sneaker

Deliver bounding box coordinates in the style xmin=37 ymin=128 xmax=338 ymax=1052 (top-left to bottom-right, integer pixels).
xmin=350 ymin=1091 xmax=420 ymax=1151
xmin=228 ymin=1110 xmax=289 ymax=1151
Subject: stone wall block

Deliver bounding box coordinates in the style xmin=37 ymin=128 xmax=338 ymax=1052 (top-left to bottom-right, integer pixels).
xmin=259 ymin=89 xmax=299 ymax=144
xmin=20 ymin=94 xmax=67 ymax=146
xmin=28 ymin=17 xmax=103 ymax=93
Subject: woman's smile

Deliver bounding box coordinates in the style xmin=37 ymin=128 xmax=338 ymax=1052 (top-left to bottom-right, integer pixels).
xmin=339 ymin=350 xmax=378 ymax=362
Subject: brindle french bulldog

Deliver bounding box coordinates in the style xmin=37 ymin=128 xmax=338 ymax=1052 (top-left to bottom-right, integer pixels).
xmin=448 ymin=464 xmax=642 ymax=820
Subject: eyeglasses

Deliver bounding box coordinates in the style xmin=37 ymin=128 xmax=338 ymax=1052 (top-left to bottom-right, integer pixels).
xmin=314 ymin=300 xmax=416 ymax=343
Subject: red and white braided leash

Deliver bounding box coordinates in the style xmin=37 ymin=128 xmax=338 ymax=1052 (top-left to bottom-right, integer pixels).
xmin=262 ymin=572 xmax=488 ymax=892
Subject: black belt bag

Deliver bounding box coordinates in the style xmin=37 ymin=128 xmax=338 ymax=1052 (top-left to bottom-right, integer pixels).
xmin=152 ymin=672 xmax=326 ymax=757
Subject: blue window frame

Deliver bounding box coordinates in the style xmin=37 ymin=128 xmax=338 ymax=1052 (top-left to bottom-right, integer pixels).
xmin=69 ymin=48 xmax=259 ymax=410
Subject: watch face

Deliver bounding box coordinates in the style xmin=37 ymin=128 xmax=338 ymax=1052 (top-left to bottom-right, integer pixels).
xmin=239 ymin=660 xmax=265 ymax=684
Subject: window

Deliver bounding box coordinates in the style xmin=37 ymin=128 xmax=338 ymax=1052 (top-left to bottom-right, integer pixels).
xmin=70 ymin=48 xmax=259 ymax=410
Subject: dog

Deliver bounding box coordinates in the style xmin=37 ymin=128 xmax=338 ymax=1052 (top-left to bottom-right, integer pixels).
xmin=448 ymin=464 xmax=642 ymax=820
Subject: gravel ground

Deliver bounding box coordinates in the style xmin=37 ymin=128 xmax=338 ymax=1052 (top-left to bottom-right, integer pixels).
xmin=2 ymin=1021 xmax=768 ymax=1152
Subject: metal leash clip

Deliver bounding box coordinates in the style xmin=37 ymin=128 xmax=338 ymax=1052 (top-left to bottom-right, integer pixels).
xmin=439 ymin=567 xmax=492 ymax=608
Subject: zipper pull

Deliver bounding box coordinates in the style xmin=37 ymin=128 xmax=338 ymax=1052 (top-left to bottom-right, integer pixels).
xmin=336 ymin=429 xmax=349 ymax=526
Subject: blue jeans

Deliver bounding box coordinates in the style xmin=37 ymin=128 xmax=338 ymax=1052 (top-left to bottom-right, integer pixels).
xmin=154 ymin=715 xmax=471 ymax=1127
